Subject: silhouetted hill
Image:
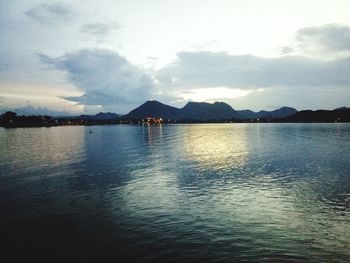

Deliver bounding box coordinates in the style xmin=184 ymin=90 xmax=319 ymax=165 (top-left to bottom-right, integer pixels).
xmin=77 ymin=112 xmax=120 ymax=120
xmin=235 ymin=110 xmax=256 ymax=119
xmin=94 ymin=112 xmax=120 ymax=120
xmin=282 ymin=108 xmax=350 ymax=122
xmin=124 ymin=100 xmax=297 ymax=121
xmin=260 ymin=107 xmax=298 ymax=119
xmin=180 ymin=102 xmax=239 ymax=120
xmin=124 ymin=100 xmax=181 ymax=119
xmin=236 ymin=107 xmax=297 ymax=119
xmin=333 ymin=106 xmax=348 ymax=111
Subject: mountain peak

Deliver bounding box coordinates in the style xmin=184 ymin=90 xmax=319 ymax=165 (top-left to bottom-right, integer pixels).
xmin=181 ymin=101 xmax=237 ymax=120
xmin=141 ymin=100 xmax=171 ymax=107
xmin=144 ymin=99 xmax=162 ymax=104
xmin=124 ymin=100 xmax=181 ymax=119
xmin=183 ymin=101 xmax=232 ymax=107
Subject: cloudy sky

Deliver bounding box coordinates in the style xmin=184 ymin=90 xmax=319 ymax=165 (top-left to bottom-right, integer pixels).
xmin=1 ymin=0 xmax=350 ymax=114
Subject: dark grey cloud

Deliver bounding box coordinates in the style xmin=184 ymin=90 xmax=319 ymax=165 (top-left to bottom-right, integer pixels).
xmin=296 ymin=24 xmax=350 ymax=53
xmin=24 ymin=2 xmax=73 ymax=23
xmin=80 ymin=22 xmax=119 ymax=40
xmin=157 ymin=51 xmax=350 ymax=89
xmin=40 ymin=49 xmax=153 ymax=111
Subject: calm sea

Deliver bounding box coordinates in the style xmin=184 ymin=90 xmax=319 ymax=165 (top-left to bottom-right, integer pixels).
xmin=1 ymin=124 xmax=350 ymax=262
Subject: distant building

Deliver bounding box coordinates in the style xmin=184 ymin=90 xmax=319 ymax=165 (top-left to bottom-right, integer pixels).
xmin=142 ymin=117 xmax=163 ymax=125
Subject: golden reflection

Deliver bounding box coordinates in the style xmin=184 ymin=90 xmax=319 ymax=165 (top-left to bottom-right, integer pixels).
xmin=180 ymin=124 xmax=249 ymax=169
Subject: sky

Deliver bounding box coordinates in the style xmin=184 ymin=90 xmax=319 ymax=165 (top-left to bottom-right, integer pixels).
xmin=1 ymin=0 xmax=350 ymax=114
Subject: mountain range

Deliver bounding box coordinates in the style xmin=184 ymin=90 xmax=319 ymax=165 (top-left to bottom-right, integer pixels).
xmin=3 ymin=101 xmax=349 ymax=123
xmin=77 ymin=112 xmax=120 ymax=120
xmin=123 ymin=100 xmax=298 ymax=120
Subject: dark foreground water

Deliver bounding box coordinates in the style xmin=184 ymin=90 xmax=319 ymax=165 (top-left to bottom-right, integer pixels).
xmin=1 ymin=124 xmax=350 ymax=262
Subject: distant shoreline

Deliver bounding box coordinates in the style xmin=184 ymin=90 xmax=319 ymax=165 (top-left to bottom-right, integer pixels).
xmin=1 ymin=120 xmax=350 ymax=129
xmin=1 ymin=106 xmax=350 ymax=128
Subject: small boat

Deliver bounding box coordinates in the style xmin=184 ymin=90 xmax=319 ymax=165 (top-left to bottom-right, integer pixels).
xmin=89 ymin=130 xmax=94 ymax=134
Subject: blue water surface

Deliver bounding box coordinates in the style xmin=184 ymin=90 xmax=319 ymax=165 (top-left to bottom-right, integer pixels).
xmin=1 ymin=124 xmax=349 ymax=262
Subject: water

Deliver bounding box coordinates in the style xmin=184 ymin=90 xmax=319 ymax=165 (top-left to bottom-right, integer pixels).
xmin=1 ymin=124 xmax=350 ymax=262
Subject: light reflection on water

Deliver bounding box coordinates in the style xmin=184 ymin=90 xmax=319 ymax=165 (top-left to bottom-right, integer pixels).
xmin=181 ymin=125 xmax=248 ymax=170
xmin=0 ymin=124 xmax=350 ymax=262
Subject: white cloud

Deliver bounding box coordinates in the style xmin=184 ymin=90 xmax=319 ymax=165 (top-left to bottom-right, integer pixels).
xmin=40 ymin=49 xmax=154 ymax=112
xmin=157 ymin=51 xmax=350 ymax=89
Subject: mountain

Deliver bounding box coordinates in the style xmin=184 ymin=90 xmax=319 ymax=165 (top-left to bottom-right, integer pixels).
xmin=236 ymin=107 xmax=297 ymax=119
xmin=123 ymin=100 xmax=298 ymax=121
xmin=235 ymin=110 xmax=257 ymax=119
xmin=123 ymin=100 xmax=181 ymax=119
xmin=333 ymin=106 xmax=348 ymax=111
xmin=77 ymin=112 xmax=120 ymax=120
xmin=180 ymin=102 xmax=239 ymax=120
xmin=259 ymin=107 xmax=297 ymax=119
xmin=124 ymin=100 xmax=238 ymax=120
xmin=282 ymin=108 xmax=350 ymax=122
xmin=94 ymin=112 xmax=120 ymax=120
xmin=264 ymin=107 xmax=298 ymax=118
